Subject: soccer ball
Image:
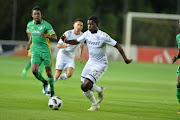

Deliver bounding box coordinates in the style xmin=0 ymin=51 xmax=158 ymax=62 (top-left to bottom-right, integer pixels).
xmin=48 ymin=96 xmax=63 ymax=110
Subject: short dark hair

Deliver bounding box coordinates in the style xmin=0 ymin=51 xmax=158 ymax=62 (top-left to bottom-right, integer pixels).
xmin=74 ymin=18 xmax=84 ymax=24
xmin=88 ymin=16 xmax=99 ymax=25
xmin=32 ymin=6 xmax=42 ymax=14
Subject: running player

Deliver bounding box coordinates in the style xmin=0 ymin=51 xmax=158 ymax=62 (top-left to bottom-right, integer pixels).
xmin=54 ymin=18 xmax=84 ymax=82
xmin=172 ymin=20 xmax=180 ymax=114
xmin=26 ymin=6 xmax=57 ymax=98
xmin=61 ymin=16 xmax=132 ymax=111
xmin=47 ymin=18 xmax=84 ymax=92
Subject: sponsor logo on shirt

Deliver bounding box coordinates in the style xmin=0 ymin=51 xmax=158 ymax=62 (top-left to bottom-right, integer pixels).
xmin=86 ymin=40 xmax=100 ymax=45
xmin=32 ymin=30 xmax=40 ymax=34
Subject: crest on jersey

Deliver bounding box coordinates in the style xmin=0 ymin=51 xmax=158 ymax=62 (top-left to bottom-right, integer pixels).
xmin=38 ymin=26 xmax=42 ymax=30
xmin=31 ymin=27 xmax=34 ymax=29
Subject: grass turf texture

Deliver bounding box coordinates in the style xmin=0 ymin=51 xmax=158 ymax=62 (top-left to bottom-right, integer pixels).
xmin=0 ymin=56 xmax=179 ymax=120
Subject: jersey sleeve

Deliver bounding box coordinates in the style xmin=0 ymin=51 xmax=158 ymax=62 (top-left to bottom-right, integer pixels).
xmin=77 ymin=32 xmax=86 ymax=43
xmin=26 ymin=27 xmax=30 ymax=33
xmin=58 ymin=31 xmax=71 ymax=45
xmin=58 ymin=39 xmax=65 ymax=45
xmin=46 ymin=22 xmax=55 ymax=36
xmin=64 ymin=30 xmax=71 ymax=39
xmin=176 ymin=34 xmax=180 ymax=48
xmin=57 ymin=31 xmax=71 ymax=45
xmin=103 ymin=32 xmax=117 ymax=46
xmin=26 ymin=22 xmax=31 ymax=34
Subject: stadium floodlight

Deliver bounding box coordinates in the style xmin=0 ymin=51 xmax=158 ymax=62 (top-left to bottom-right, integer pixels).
xmin=124 ymin=12 xmax=180 ymax=58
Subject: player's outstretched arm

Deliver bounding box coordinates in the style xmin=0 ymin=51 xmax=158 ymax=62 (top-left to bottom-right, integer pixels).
xmin=172 ymin=49 xmax=180 ymax=64
xmin=40 ymin=33 xmax=57 ymax=41
xmin=57 ymin=43 xmax=71 ymax=48
xmin=114 ymin=43 xmax=132 ymax=64
xmin=57 ymin=35 xmax=72 ymax=48
xmin=60 ymin=35 xmax=79 ymax=45
xmin=78 ymin=45 xmax=84 ymax=63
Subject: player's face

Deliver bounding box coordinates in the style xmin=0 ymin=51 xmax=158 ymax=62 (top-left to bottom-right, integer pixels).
xmin=73 ymin=21 xmax=83 ymax=33
xmin=87 ymin=20 xmax=98 ymax=33
xmin=32 ymin=10 xmax=41 ymax=24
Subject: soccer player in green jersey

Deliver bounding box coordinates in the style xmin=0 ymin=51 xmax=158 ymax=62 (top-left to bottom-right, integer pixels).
xmin=172 ymin=20 xmax=180 ymax=114
xmin=26 ymin=6 xmax=57 ymax=98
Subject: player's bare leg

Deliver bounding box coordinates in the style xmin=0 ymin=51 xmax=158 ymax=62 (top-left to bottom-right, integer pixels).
xmin=54 ymin=70 xmax=62 ymax=82
xmin=66 ymin=67 xmax=74 ymax=78
xmin=57 ymin=68 xmax=74 ymax=81
xmin=47 ymin=68 xmax=74 ymax=93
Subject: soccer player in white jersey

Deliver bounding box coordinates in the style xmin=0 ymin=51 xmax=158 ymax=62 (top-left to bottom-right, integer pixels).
xmin=47 ymin=19 xmax=84 ymax=92
xmin=61 ymin=16 xmax=132 ymax=111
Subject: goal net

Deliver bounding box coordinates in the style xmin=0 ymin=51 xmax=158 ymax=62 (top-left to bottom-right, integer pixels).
xmin=124 ymin=12 xmax=180 ymax=57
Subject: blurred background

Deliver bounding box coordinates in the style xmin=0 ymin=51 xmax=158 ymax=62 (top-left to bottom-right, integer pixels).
xmin=1 ymin=0 xmax=180 ymax=63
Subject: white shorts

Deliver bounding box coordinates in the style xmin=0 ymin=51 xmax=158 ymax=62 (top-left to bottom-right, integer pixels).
xmin=55 ymin=50 xmax=75 ymax=70
xmin=81 ymin=60 xmax=108 ymax=83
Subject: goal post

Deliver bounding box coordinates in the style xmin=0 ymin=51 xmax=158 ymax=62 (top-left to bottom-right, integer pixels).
xmin=124 ymin=12 xmax=180 ymax=58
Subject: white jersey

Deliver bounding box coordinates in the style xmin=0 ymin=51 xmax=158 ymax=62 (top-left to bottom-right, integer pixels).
xmin=57 ymin=29 xmax=83 ymax=59
xmin=79 ymin=30 xmax=117 ymax=83
xmin=77 ymin=29 xmax=117 ymax=63
xmin=56 ymin=29 xmax=83 ymax=70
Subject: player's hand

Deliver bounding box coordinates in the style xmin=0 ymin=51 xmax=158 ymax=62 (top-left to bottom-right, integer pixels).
xmin=39 ymin=33 xmax=46 ymax=38
xmin=60 ymin=35 xmax=66 ymax=42
xmin=172 ymin=56 xmax=177 ymax=64
xmin=125 ymin=59 xmax=132 ymax=64
xmin=66 ymin=44 xmax=72 ymax=47
xmin=26 ymin=44 xmax=30 ymax=50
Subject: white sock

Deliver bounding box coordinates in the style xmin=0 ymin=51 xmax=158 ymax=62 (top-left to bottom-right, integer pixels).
xmin=58 ymin=73 xmax=67 ymax=80
xmin=91 ymin=84 xmax=102 ymax=93
xmin=84 ymin=90 xmax=97 ymax=105
xmin=54 ymin=77 xmax=57 ymax=83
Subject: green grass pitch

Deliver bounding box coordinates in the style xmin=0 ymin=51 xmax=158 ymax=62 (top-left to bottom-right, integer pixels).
xmin=0 ymin=56 xmax=180 ymax=120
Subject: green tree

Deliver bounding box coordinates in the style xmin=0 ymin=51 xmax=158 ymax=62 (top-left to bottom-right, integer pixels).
xmin=0 ymin=0 xmax=13 ymax=40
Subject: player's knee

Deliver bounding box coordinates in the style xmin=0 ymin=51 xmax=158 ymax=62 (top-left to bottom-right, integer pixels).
xmin=177 ymin=77 xmax=180 ymax=88
xmin=177 ymin=83 xmax=180 ymax=88
xmin=81 ymin=79 xmax=93 ymax=91
xmin=46 ymin=71 xmax=53 ymax=78
xmin=47 ymin=74 xmax=53 ymax=78
xmin=66 ymin=73 xmax=72 ymax=78
xmin=32 ymin=69 xmax=38 ymax=76
xmin=81 ymin=83 xmax=88 ymax=92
